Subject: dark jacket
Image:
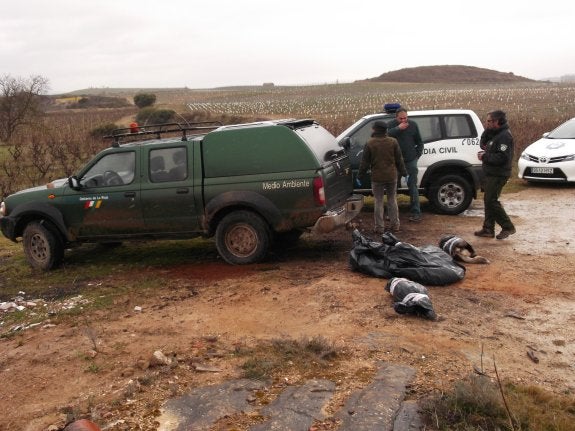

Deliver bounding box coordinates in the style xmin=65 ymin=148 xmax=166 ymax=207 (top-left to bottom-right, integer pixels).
xmin=358 ymin=134 xmax=406 ymax=183
xmin=387 ymin=120 xmax=424 ymax=163
xmin=480 ymin=124 xmax=514 ymax=177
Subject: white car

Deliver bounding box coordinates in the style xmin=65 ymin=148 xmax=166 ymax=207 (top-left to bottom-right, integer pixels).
xmin=518 ymin=117 xmax=575 ymax=183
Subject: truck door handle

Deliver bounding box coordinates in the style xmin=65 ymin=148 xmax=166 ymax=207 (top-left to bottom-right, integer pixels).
xmin=124 ymin=192 xmax=136 ymax=198
xmin=176 ymin=188 xmax=189 ymax=194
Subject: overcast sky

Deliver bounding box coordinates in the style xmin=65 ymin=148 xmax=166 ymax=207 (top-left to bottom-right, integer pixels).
xmin=2 ymin=0 xmax=574 ymax=94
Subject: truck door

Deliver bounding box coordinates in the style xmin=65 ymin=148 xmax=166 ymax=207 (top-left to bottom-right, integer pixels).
xmin=63 ymin=150 xmax=145 ymax=238
xmin=140 ymin=146 xmax=199 ymax=233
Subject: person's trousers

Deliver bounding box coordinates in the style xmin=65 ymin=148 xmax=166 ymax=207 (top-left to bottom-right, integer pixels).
xmin=405 ymin=159 xmax=421 ymax=216
xmin=482 ymin=175 xmax=514 ymax=231
xmin=372 ymin=180 xmax=399 ymax=230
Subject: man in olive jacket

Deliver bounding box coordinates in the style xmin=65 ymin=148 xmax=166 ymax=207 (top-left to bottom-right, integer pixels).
xmin=358 ymin=121 xmax=407 ymax=233
xmin=474 ymin=110 xmax=516 ymax=240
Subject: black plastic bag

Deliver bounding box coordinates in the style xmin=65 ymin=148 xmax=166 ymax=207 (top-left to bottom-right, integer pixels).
xmin=349 ymin=229 xmax=465 ymax=285
xmin=385 ymin=277 xmax=437 ymax=320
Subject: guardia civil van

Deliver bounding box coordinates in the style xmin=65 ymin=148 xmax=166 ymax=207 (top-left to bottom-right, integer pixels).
xmin=337 ymin=105 xmax=485 ymax=215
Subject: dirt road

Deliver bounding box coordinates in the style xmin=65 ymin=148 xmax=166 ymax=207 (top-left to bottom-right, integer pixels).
xmin=1 ymin=184 xmax=574 ymax=431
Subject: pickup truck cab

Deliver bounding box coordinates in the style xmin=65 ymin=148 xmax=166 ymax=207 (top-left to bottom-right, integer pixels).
xmin=337 ymin=105 xmax=484 ymax=214
xmin=1 ymin=120 xmax=363 ymax=270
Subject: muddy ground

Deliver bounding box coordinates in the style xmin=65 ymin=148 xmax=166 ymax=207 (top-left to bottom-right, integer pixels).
xmin=1 ymin=184 xmax=574 ymax=431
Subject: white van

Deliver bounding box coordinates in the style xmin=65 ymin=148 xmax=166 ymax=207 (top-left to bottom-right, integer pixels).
xmin=337 ymin=106 xmax=485 ymax=215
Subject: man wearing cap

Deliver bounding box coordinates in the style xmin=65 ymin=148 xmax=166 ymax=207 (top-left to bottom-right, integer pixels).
xmin=387 ymin=108 xmax=424 ymax=222
xmin=358 ymin=121 xmax=407 ymax=234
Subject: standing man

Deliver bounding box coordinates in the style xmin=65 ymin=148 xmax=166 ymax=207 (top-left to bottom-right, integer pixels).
xmin=474 ymin=110 xmax=516 ymax=240
xmin=387 ymin=107 xmax=424 ymax=222
xmin=358 ymin=121 xmax=406 ymax=234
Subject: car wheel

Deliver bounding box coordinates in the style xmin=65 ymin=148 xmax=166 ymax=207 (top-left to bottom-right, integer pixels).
xmin=22 ymin=221 xmax=64 ymax=270
xmin=215 ymin=211 xmax=271 ymax=264
xmin=428 ymin=174 xmax=472 ymax=215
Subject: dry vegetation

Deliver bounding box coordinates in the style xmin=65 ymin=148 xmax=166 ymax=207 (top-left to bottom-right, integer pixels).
xmin=2 ymin=80 xmax=575 ymax=198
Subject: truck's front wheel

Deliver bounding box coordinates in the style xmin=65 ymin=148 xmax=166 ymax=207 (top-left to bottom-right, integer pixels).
xmin=215 ymin=211 xmax=271 ymax=264
xmin=22 ymin=221 xmax=64 ymax=270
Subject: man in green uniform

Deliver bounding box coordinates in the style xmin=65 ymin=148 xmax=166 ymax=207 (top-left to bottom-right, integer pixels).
xmin=474 ymin=110 xmax=516 ymax=240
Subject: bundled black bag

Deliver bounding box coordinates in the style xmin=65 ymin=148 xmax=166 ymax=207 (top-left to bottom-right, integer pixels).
xmin=349 ymin=229 xmax=465 ymax=285
xmin=385 ymin=277 xmax=437 ymax=320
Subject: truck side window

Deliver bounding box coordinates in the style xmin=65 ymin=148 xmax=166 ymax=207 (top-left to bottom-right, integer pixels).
xmin=149 ymin=147 xmax=188 ymax=182
xmin=81 ymin=152 xmax=135 ymax=187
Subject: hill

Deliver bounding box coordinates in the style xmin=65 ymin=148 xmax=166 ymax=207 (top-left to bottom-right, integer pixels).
xmin=365 ymin=65 xmax=535 ymax=84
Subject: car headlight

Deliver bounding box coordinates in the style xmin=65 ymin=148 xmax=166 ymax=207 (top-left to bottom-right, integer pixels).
xmin=565 ymin=154 xmax=575 ymax=161
xmin=520 ymin=153 xmax=530 ymax=161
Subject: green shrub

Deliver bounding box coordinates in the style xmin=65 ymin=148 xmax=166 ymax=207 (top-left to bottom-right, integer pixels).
xmin=89 ymin=123 xmax=119 ymax=138
xmin=133 ymin=92 xmax=157 ymax=109
xmin=135 ymin=108 xmax=175 ymax=125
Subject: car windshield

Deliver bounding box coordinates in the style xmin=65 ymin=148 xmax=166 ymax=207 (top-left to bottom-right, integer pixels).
xmin=548 ymin=119 xmax=575 ymax=139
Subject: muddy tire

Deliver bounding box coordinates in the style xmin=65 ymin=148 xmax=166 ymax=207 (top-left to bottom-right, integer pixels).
xmin=22 ymin=221 xmax=64 ymax=271
xmin=428 ymin=174 xmax=473 ymax=215
xmin=215 ymin=211 xmax=271 ymax=265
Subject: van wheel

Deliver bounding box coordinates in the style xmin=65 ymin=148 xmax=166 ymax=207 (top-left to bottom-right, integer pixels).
xmin=216 ymin=211 xmax=271 ymax=264
xmin=428 ymin=175 xmax=472 ymax=215
xmin=22 ymin=221 xmax=64 ymax=270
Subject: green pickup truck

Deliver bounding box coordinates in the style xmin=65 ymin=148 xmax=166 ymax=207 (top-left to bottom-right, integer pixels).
xmin=1 ymin=120 xmax=363 ymax=270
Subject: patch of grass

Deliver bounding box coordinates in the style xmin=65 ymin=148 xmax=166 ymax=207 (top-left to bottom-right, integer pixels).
xmin=0 ymin=237 xmax=218 ymax=335
xmin=239 ymin=335 xmax=343 ymax=381
xmin=420 ymin=374 xmax=575 ymax=430
xmin=85 ymin=362 xmax=101 ymax=373
xmin=0 ymin=237 xmax=215 ymax=300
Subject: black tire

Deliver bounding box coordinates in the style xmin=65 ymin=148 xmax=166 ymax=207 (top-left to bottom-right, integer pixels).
xmin=427 ymin=174 xmax=473 ymax=215
xmin=22 ymin=221 xmax=64 ymax=270
xmin=215 ymin=211 xmax=271 ymax=265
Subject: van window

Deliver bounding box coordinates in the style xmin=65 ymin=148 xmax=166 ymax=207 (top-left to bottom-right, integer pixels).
xmin=444 ymin=115 xmax=474 ymax=138
xmin=410 ymin=116 xmax=441 ymax=143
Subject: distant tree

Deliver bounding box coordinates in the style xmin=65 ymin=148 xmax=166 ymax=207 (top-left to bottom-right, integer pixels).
xmin=0 ymin=74 xmax=49 ymax=143
xmin=133 ymin=92 xmax=157 ymax=109
xmin=89 ymin=123 xmax=119 ymax=138
xmin=136 ymin=107 xmax=175 ymax=125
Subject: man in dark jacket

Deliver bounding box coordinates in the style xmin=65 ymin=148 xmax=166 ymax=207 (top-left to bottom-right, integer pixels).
xmin=358 ymin=121 xmax=407 ymax=233
xmin=387 ymin=108 xmax=424 ymax=222
xmin=474 ymin=110 xmax=516 ymax=239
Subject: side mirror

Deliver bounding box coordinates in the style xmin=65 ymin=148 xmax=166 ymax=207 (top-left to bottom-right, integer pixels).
xmin=341 ymin=137 xmax=352 ymax=151
xmin=68 ymin=176 xmax=81 ymax=190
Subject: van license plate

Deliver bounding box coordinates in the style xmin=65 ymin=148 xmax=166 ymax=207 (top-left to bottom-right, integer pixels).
xmin=532 ymin=167 xmax=553 ymax=174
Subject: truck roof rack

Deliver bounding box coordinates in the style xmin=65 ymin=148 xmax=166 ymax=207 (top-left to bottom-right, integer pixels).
xmin=104 ymin=121 xmax=223 ymax=147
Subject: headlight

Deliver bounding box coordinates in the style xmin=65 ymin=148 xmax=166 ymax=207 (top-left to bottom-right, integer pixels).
xmin=520 ymin=153 xmax=530 ymax=161
xmin=565 ymin=154 xmax=575 ymax=161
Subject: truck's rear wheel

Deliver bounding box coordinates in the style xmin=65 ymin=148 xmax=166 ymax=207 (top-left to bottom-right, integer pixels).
xmin=428 ymin=175 xmax=473 ymax=215
xmin=22 ymin=221 xmax=64 ymax=270
xmin=215 ymin=211 xmax=271 ymax=264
